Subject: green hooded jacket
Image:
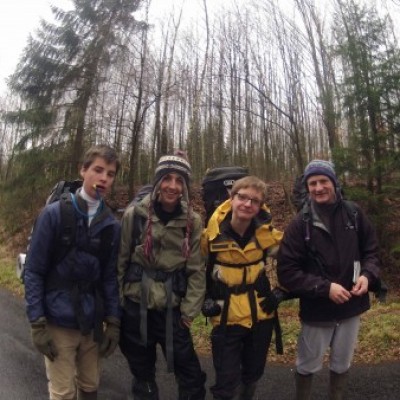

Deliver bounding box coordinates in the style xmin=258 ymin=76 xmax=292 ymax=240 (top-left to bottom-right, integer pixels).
xmin=117 ymin=195 xmax=205 ymax=319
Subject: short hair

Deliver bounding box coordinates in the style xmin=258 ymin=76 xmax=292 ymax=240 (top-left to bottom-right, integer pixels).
xmin=231 ymin=176 xmax=267 ymax=202
xmin=82 ymin=144 xmax=120 ymax=173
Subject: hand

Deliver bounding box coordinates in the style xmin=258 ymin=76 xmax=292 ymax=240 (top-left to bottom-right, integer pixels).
xmin=259 ymin=291 xmax=279 ymax=314
xmin=329 ymin=283 xmax=352 ymax=304
xmin=351 ymin=275 xmax=369 ymax=296
xmin=31 ymin=317 xmax=58 ymax=361
xmin=272 ymin=287 xmax=294 ymax=303
xmin=180 ymin=315 xmax=193 ymax=329
xmin=99 ymin=317 xmax=120 ymax=358
xmin=201 ymin=298 xmax=222 ymax=317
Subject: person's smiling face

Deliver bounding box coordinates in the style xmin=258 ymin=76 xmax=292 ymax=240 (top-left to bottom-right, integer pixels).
xmin=158 ymin=173 xmax=184 ymax=212
xmin=231 ymin=187 xmax=263 ymax=222
xmin=307 ymin=174 xmax=336 ymax=204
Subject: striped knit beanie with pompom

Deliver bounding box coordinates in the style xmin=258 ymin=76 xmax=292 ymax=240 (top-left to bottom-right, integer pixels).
xmin=144 ymin=150 xmax=193 ymax=262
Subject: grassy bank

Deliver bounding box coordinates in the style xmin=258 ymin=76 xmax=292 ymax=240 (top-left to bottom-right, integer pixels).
xmin=1 ymin=244 xmax=399 ymax=365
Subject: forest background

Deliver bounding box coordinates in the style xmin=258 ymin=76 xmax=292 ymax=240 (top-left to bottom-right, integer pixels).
xmin=0 ymin=0 xmax=399 ymax=362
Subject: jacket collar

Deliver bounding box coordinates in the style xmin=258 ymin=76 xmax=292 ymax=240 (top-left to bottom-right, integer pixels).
xmin=205 ymin=199 xmax=272 ymax=241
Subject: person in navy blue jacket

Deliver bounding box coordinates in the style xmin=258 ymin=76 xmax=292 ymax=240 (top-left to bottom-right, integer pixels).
xmin=25 ymin=144 xmax=121 ymax=400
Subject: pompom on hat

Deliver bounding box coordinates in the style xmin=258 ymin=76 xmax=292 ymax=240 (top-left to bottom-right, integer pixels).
xmin=303 ymin=159 xmax=338 ymax=187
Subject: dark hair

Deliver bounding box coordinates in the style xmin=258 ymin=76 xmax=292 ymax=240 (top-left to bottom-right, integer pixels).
xmin=82 ymin=144 xmax=120 ymax=173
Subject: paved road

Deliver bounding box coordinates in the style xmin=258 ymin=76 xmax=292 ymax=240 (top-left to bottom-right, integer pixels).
xmin=1 ymin=287 xmax=399 ymax=399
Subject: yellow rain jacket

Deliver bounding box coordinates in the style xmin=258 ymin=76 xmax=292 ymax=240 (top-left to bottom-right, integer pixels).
xmin=202 ymin=199 xmax=283 ymax=328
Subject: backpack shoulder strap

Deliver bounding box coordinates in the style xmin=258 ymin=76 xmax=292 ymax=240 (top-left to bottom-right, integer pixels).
xmin=342 ymin=200 xmax=358 ymax=231
xmin=54 ymin=193 xmax=77 ymax=264
xmin=130 ymin=208 xmax=146 ymax=254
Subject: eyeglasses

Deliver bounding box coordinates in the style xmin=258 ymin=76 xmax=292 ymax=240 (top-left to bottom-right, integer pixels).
xmin=234 ymin=192 xmax=263 ymax=207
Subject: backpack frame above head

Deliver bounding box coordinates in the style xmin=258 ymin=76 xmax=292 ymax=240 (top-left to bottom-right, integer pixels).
xmin=202 ymin=166 xmax=249 ymax=224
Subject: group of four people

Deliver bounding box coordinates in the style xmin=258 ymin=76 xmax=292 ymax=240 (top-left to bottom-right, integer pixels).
xmin=24 ymin=145 xmax=380 ymax=400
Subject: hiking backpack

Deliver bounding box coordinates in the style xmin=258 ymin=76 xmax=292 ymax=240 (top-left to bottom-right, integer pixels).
xmin=291 ymin=174 xmax=308 ymax=212
xmin=18 ymin=180 xmax=85 ymax=282
xmin=202 ymin=166 xmax=249 ymax=224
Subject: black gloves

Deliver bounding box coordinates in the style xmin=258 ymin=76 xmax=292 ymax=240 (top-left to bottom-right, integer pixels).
xmin=258 ymin=291 xmax=280 ymax=314
xmin=30 ymin=317 xmax=58 ymax=361
xmin=201 ymin=298 xmax=222 ymax=317
xmin=255 ymin=271 xmax=279 ymax=314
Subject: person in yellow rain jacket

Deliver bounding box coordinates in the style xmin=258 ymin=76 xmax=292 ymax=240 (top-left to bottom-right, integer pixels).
xmin=201 ymin=176 xmax=283 ymax=400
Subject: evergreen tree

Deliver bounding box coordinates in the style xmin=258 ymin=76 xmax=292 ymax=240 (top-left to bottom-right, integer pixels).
xmin=9 ymin=0 xmax=145 ymax=169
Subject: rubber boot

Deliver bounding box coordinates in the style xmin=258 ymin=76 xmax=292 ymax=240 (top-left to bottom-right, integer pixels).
xmin=295 ymin=372 xmax=313 ymax=400
xmin=178 ymin=387 xmax=206 ymax=400
xmin=230 ymin=384 xmax=242 ymax=400
xmin=132 ymin=379 xmax=159 ymax=400
xmin=240 ymin=382 xmax=257 ymax=400
xmin=329 ymin=371 xmax=348 ymax=400
xmin=178 ymin=370 xmax=206 ymax=400
xmin=77 ymin=389 xmax=97 ymax=400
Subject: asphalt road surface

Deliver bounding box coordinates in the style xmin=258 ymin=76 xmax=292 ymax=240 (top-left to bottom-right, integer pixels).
xmin=1 ymin=287 xmax=399 ymax=400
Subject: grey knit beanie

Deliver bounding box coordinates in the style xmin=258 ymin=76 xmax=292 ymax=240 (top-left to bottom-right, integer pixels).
xmin=304 ymin=159 xmax=338 ymax=187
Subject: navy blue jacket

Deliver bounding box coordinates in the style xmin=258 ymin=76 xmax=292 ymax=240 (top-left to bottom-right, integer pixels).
xmin=25 ymin=194 xmax=121 ymax=329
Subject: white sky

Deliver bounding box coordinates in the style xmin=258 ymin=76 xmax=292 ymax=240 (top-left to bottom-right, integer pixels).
xmin=0 ymin=0 xmax=65 ymax=93
xmin=0 ymin=0 xmax=242 ymax=95
xmin=0 ymin=0 xmax=397 ymax=96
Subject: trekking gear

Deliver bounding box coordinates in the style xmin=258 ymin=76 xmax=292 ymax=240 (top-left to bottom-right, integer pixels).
xmin=77 ymin=389 xmax=98 ymax=400
xmin=129 ymin=184 xmax=153 ymax=207
xmin=124 ymin=190 xmax=189 ymax=373
xmin=26 ymin=179 xmax=115 ymax=343
xmin=45 ymin=179 xmax=83 ymax=205
xmin=239 ymin=382 xmax=257 ymax=400
xmin=202 ymin=166 xmax=249 ymax=224
xmin=204 ymin=241 xmax=283 ymax=355
xmin=17 ymin=180 xmax=83 ymax=283
xmin=132 ymin=378 xmax=159 ymax=400
xmin=30 ymin=317 xmax=58 ymax=362
xmin=295 ymin=372 xmax=313 ymax=400
xmin=302 ymin=199 xmax=387 ymax=301
xmin=291 ymin=174 xmax=308 ymax=212
xmin=329 ymin=370 xmax=348 ymax=400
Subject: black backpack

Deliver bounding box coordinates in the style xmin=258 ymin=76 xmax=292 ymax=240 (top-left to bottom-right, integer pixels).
xmin=202 ymin=166 xmax=249 ymax=224
xmin=291 ymin=174 xmax=308 ymax=212
xmin=18 ymin=180 xmax=84 ymax=283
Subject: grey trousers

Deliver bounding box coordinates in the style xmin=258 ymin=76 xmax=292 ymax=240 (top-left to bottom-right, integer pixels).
xmin=296 ymin=315 xmax=361 ymax=375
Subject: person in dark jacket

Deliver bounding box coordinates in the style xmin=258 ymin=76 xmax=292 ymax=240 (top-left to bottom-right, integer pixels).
xmin=117 ymin=151 xmax=206 ymax=400
xmin=277 ymin=160 xmax=381 ymax=400
xmin=25 ymin=145 xmax=121 ymax=400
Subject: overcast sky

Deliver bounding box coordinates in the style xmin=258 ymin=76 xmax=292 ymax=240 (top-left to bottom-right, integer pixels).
xmin=0 ymin=0 xmax=65 ymax=93
xmin=0 ymin=0 xmax=242 ymax=95
xmin=1 ymin=0 xmax=397 ymax=96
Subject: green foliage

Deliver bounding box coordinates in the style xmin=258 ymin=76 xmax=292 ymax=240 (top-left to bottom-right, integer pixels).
xmin=0 ymin=262 xmax=24 ymax=298
xmin=0 ymin=145 xmax=77 ymax=235
xmin=333 ymin=0 xmax=400 ymax=192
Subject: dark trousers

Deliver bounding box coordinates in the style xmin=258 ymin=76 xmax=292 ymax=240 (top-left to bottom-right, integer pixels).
xmin=119 ymin=300 xmax=206 ymax=397
xmin=210 ymin=319 xmax=274 ymax=399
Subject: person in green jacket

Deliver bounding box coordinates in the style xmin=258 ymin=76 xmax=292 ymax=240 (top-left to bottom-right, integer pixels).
xmin=117 ymin=151 xmax=206 ymax=400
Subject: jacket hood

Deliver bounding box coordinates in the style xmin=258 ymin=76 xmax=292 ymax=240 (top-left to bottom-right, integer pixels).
xmin=205 ymin=199 xmax=275 ymax=246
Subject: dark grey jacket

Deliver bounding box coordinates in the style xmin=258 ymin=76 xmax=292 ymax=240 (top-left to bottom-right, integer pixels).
xmin=277 ymin=200 xmax=380 ymax=323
